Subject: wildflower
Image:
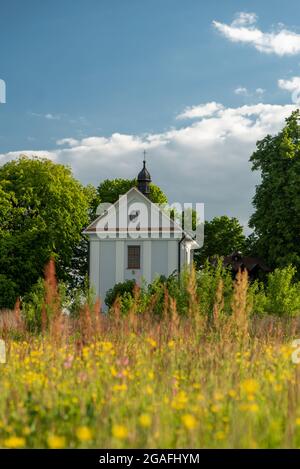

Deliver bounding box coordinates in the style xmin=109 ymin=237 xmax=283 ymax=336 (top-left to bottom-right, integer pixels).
xmin=112 ymin=383 xmax=127 ymax=392
xmin=241 ymin=379 xmax=259 ymax=395
xmin=145 ymin=385 xmax=153 ymax=395
xmin=181 ymin=414 xmax=197 ymax=430
xmin=211 ymin=404 xmax=221 ymax=413
xmin=47 ymin=434 xmax=66 ymax=449
xmin=110 ymin=366 xmax=118 ymax=377
xmin=228 ymin=389 xmax=237 ymax=398
xmin=146 ymin=337 xmax=157 ymax=348
xmin=171 ymin=391 xmax=188 ymax=410
xmin=139 ymin=414 xmax=152 ymax=428
xmin=295 ymin=418 xmax=300 ymax=426
xmin=76 ymin=426 xmax=92 ymax=442
xmin=213 ymin=391 xmax=223 ymax=401
xmin=112 ymin=425 xmax=128 ymax=440
xmin=239 ymin=403 xmax=259 ymax=413
xmin=4 ymin=436 xmax=26 ymax=448
xmin=215 ymin=431 xmax=226 ymax=441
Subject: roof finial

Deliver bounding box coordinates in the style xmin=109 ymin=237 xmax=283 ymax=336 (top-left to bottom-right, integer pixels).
xmin=143 ymin=149 xmax=146 ymax=166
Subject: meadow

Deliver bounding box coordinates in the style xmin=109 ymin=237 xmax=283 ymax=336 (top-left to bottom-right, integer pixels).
xmin=1 ymin=261 xmax=300 ymax=449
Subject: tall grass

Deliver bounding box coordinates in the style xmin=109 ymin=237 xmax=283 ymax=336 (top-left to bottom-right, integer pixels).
xmin=0 ymin=261 xmax=300 ymax=448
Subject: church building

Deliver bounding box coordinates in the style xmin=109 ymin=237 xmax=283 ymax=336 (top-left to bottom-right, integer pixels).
xmin=84 ymin=158 xmax=199 ymax=307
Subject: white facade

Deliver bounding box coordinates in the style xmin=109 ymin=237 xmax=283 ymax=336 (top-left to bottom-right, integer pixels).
xmin=84 ymin=187 xmax=198 ymax=308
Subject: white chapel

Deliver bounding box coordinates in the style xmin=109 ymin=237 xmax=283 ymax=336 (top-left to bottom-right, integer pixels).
xmin=84 ymin=158 xmax=199 ymax=307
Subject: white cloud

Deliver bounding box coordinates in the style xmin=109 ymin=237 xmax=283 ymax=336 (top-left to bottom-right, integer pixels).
xmin=29 ymin=112 xmax=61 ymax=120
xmin=234 ymin=86 xmax=265 ymax=99
xmin=213 ymin=12 xmax=300 ymax=56
xmin=278 ymin=76 xmax=300 ymax=104
xmin=232 ymin=12 xmax=257 ymax=27
xmin=45 ymin=113 xmax=60 ymax=120
xmin=176 ymin=101 xmax=223 ymax=120
xmin=0 ymin=102 xmax=296 ymax=226
xmin=56 ymin=138 xmax=79 ymax=147
xmin=235 ymin=87 xmax=248 ymax=96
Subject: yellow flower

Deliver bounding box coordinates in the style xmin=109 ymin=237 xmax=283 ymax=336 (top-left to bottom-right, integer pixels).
xmin=214 ymin=391 xmax=224 ymax=401
xmin=4 ymin=436 xmax=26 ymax=448
xmin=295 ymin=418 xmax=300 ymax=426
xmin=146 ymin=337 xmax=157 ymax=348
xmin=228 ymin=389 xmax=237 ymax=398
xmin=47 ymin=435 xmax=66 ymax=449
xmin=110 ymin=366 xmax=118 ymax=377
xmin=112 ymin=425 xmax=128 ymax=440
xmin=139 ymin=414 xmax=152 ymax=428
xmin=215 ymin=431 xmax=226 ymax=441
xmin=113 ymin=383 xmax=127 ymax=392
xmin=193 ymin=383 xmax=201 ymax=390
xmin=239 ymin=402 xmax=259 ymax=413
xmin=241 ymin=379 xmax=259 ymax=395
xmin=145 ymin=385 xmax=153 ymax=395
xmin=168 ymin=340 xmax=175 ymax=349
xmin=76 ymin=426 xmax=92 ymax=442
xmin=182 ymin=414 xmax=197 ymax=430
xmin=211 ymin=404 xmax=221 ymax=413
xmin=171 ymin=391 xmax=188 ymax=410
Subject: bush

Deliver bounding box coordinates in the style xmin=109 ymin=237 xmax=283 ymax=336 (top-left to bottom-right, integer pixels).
xmin=105 ymin=280 xmax=136 ymax=308
xmin=196 ymin=259 xmax=233 ymax=317
xmin=265 ymin=265 xmax=300 ymax=316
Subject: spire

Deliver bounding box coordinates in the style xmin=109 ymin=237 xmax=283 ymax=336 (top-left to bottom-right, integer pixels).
xmin=137 ymin=150 xmax=151 ymax=196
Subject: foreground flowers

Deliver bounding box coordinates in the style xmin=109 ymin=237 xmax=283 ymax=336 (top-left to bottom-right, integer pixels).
xmin=0 ymin=329 xmax=298 ymax=448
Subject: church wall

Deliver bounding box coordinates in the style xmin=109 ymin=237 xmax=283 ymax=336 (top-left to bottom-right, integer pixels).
xmin=99 ymin=240 xmax=116 ymax=304
xmin=151 ymin=240 xmax=170 ymax=279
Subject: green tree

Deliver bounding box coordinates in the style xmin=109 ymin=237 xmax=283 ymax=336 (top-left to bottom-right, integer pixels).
xmin=0 ymin=156 xmax=89 ymax=306
xmin=249 ymin=110 xmax=300 ymax=270
xmin=93 ymin=178 xmax=168 ymax=214
xmin=194 ymin=216 xmax=246 ymax=268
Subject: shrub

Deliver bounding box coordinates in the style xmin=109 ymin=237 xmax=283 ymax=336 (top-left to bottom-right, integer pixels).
xmin=105 ymin=280 xmax=136 ymax=308
xmin=265 ymin=265 xmax=300 ymax=316
xmin=196 ymin=259 xmax=233 ymax=317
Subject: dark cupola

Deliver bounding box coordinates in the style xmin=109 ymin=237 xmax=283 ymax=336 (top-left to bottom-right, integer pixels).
xmin=137 ymin=151 xmax=151 ymax=196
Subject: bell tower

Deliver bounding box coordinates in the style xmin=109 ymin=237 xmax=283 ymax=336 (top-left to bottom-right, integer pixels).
xmin=137 ymin=150 xmax=151 ymax=196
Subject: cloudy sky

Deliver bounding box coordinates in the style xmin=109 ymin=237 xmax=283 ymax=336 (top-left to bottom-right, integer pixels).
xmin=1 ymin=0 xmax=300 ymax=228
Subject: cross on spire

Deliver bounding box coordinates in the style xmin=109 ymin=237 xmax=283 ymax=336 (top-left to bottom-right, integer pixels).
xmin=143 ymin=149 xmax=147 ymax=164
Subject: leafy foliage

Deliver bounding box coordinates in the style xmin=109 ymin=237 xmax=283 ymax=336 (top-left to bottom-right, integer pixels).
xmin=93 ymin=178 xmax=168 ymax=214
xmin=0 ymin=156 xmax=90 ymax=306
xmin=105 ymin=279 xmax=137 ymax=308
xmin=194 ymin=216 xmax=246 ymax=268
xmin=249 ymin=110 xmax=300 ymax=271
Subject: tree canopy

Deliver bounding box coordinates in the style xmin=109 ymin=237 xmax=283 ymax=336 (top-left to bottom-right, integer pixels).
xmin=249 ymin=110 xmax=300 ymax=270
xmin=93 ymin=178 xmax=168 ymax=214
xmin=194 ymin=215 xmax=246 ymax=268
xmin=0 ymin=156 xmax=90 ymax=307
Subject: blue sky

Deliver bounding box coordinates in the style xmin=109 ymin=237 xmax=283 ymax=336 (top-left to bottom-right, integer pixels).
xmin=1 ymin=0 xmax=300 ymax=226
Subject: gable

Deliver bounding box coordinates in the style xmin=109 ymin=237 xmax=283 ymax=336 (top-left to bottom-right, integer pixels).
xmin=83 ymin=187 xmax=184 ymax=239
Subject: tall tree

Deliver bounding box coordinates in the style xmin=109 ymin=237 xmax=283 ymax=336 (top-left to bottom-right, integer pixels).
xmin=93 ymin=178 xmax=168 ymax=215
xmin=194 ymin=216 xmax=246 ymax=268
xmin=0 ymin=156 xmax=89 ymax=307
xmin=249 ymin=110 xmax=300 ymax=270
